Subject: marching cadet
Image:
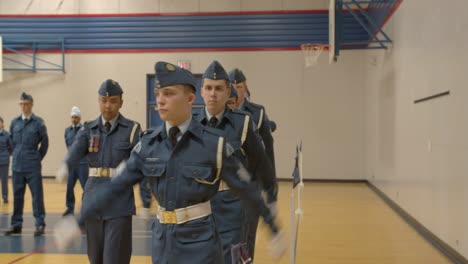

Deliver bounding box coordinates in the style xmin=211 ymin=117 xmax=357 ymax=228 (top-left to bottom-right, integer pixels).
xmin=225 ymin=84 xmax=238 ymax=110
xmin=5 ymin=92 xmax=48 ymax=236
xmin=63 ymin=106 xmax=89 ymax=216
xmin=229 ymin=68 xmax=277 ymax=259
xmin=194 ymin=60 xmax=278 ymax=263
xmin=55 ymin=62 xmax=285 ymax=264
xmin=0 ymin=116 xmax=13 ymax=204
xmin=59 ymin=80 xmax=141 ymax=264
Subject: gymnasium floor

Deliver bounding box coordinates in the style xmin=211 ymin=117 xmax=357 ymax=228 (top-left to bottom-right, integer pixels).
xmin=0 ymin=181 xmax=451 ymax=264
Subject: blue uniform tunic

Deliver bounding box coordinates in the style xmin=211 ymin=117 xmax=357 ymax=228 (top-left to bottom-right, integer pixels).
xmin=9 ymin=114 xmax=48 ymax=228
xmin=194 ymin=108 xmax=277 ymax=263
xmin=0 ymin=129 xmax=13 ymax=202
xmin=66 ymin=114 xmax=141 ymax=264
xmin=80 ymin=119 xmax=278 ymax=264
xmin=64 ymin=124 xmax=89 ymax=214
xmin=239 ymin=99 xmax=277 ymax=259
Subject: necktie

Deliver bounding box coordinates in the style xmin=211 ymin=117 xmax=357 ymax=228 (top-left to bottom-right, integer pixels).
xmin=209 ymin=117 xmax=218 ymax=128
xmin=24 ymin=118 xmax=29 ymax=125
xmin=104 ymin=122 xmax=111 ymax=133
xmin=168 ymin=126 xmax=180 ymax=147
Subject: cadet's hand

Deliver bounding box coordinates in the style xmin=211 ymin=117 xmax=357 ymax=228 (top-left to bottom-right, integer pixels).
xmin=269 ymin=231 xmax=287 ymax=259
xmin=56 ymin=162 xmax=69 ymax=183
xmin=138 ymin=207 xmax=151 ymax=221
xmin=267 ymin=201 xmax=278 ymax=218
xmin=53 ymin=215 xmax=82 ymax=252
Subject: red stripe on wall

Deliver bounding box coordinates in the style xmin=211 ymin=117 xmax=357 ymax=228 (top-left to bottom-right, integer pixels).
xmin=0 ymin=10 xmax=328 ymax=18
xmin=3 ymin=47 xmax=301 ymax=54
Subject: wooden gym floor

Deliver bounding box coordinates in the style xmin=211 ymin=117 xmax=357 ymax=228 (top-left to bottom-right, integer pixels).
xmin=0 ymin=180 xmax=451 ymax=264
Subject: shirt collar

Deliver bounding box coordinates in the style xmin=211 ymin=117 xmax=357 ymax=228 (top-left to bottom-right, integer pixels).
xmin=204 ymin=108 xmax=224 ymax=126
xmin=22 ymin=114 xmax=32 ymax=120
xmin=101 ymin=113 xmax=119 ymax=128
xmin=165 ymin=117 xmax=192 ymax=139
xmin=237 ymin=99 xmax=246 ymax=110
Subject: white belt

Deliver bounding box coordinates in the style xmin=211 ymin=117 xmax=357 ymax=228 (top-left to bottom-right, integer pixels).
xmin=218 ymin=180 xmax=230 ymax=191
xmin=157 ymin=201 xmax=211 ymax=224
xmin=89 ymin=167 xmax=116 ymax=177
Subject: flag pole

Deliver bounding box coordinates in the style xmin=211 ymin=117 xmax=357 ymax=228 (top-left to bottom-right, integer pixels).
xmin=290 ymin=185 xmax=296 ymax=264
xmin=293 ymin=143 xmax=304 ymax=263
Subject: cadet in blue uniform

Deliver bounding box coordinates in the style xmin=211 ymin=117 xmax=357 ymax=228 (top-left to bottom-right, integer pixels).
xmin=225 ymin=84 xmax=238 ymax=110
xmin=5 ymin=92 xmax=48 ymax=236
xmin=194 ymin=61 xmax=278 ymax=263
xmin=59 ymin=62 xmax=284 ymax=264
xmin=229 ymin=69 xmax=275 ymax=168
xmin=229 ymin=69 xmax=277 ymax=259
xmin=63 ymin=106 xmax=89 ymax=216
xmin=59 ymin=80 xmax=141 ymax=264
xmin=0 ymin=116 xmax=13 ymax=204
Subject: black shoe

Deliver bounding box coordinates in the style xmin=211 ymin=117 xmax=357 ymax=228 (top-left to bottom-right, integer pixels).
xmin=62 ymin=210 xmax=73 ymax=217
xmin=4 ymin=227 xmax=22 ymax=235
xmin=2 ymin=200 xmax=7 ymax=204
xmin=34 ymin=225 xmax=45 ymax=237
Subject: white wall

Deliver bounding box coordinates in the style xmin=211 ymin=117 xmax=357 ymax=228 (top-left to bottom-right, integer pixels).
xmin=0 ymin=0 xmax=328 ymax=14
xmin=365 ymin=0 xmax=468 ymax=258
xmin=0 ymin=0 xmax=366 ymax=182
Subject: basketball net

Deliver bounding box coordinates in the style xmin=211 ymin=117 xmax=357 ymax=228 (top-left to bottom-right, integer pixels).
xmin=301 ymin=44 xmax=326 ymax=68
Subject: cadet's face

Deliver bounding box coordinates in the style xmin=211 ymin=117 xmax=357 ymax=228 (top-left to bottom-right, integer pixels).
xmin=234 ymin=82 xmax=247 ymax=105
xmin=201 ymin=79 xmax=230 ymax=115
xmin=226 ymin=97 xmax=237 ymax=110
xmin=71 ymin=115 xmax=81 ymax=126
xmin=0 ymin=120 xmax=3 ymax=129
xmin=155 ymin=85 xmax=195 ymax=126
xmin=98 ymin=95 xmax=122 ymax=121
xmin=19 ymin=100 xmax=33 ymax=115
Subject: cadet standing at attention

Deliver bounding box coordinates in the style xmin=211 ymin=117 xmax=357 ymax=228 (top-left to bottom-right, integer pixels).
xmin=0 ymin=116 xmax=13 ymax=204
xmin=194 ymin=60 xmax=278 ymax=263
xmin=55 ymin=62 xmax=285 ymax=264
xmin=5 ymin=92 xmax=48 ymax=236
xmin=225 ymin=84 xmax=238 ymax=110
xmin=229 ymin=69 xmax=277 ymax=259
xmin=62 ymin=106 xmax=89 ymax=216
xmin=59 ymin=80 xmax=141 ymax=264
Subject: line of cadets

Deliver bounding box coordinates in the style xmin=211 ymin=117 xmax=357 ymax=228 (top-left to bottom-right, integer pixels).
xmin=2 ymin=60 xmax=283 ymax=264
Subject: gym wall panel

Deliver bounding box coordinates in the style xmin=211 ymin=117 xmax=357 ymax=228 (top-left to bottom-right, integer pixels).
xmin=199 ymin=0 xmax=241 ymax=12
xmin=119 ymin=0 xmax=160 ymax=14
xmin=240 ymin=0 xmax=283 ymax=12
xmin=159 ymin=0 xmax=200 ymax=13
xmin=80 ymin=0 xmax=119 ymax=14
xmin=283 ymin=0 xmax=328 ymax=10
xmin=365 ymin=0 xmax=468 ymax=259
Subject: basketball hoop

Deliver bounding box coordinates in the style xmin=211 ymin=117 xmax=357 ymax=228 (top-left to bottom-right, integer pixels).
xmin=301 ymin=44 xmax=326 ymax=67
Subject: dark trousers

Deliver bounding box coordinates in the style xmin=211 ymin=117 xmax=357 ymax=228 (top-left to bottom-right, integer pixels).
xmin=243 ymin=205 xmax=260 ymax=260
xmin=11 ymin=171 xmax=45 ymax=228
xmin=85 ymin=216 xmax=132 ymax=264
xmin=139 ymin=178 xmax=152 ymax=208
xmin=0 ymin=164 xmax=8 ymax=201
xmin=65 ymin=163 xmax=89 ymax=213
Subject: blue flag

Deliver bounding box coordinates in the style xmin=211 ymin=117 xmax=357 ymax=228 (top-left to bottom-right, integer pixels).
xmin=292 ymin=144 xmax=300 ymax=188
